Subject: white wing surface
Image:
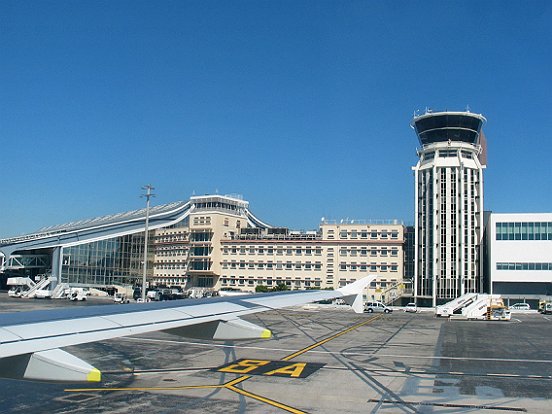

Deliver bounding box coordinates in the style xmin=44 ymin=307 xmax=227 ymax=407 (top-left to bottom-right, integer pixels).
xmin=0 ymin=276 xmax=374 ymax=383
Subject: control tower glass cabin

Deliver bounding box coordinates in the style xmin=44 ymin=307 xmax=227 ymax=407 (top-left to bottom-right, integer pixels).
xmin=411 ymin=110 xmax=487 ymax=306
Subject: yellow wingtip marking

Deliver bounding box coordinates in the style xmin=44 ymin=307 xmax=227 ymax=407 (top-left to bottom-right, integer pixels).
xmin=260 ymin=329 xmax=272 ymax=339
xmin=87 ymin=368 xmax=102 ymax=382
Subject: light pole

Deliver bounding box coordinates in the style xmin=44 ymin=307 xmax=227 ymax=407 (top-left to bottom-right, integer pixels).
xmin=141 ymin=185 xmax=155 ymax=302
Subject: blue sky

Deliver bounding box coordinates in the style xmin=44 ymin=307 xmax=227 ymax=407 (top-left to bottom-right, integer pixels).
xmin=1 ymin=1 xmax=551 ymax=237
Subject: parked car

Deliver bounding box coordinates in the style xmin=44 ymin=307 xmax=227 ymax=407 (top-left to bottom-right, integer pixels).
xmin=509 ymin=303 xmax=530 ymax=310
xmin=404 ymin=302 xmax=418 ymax=313
xmin=364 ymin=301 xmax=393 ymax=314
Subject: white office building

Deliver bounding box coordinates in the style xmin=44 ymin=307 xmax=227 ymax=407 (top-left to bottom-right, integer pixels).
xmin=485 ymin=212 xmax=552 ymax=303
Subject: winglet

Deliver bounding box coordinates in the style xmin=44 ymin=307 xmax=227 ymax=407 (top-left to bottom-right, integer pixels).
xmin=337 ymin=275 xmax=377 ymax=313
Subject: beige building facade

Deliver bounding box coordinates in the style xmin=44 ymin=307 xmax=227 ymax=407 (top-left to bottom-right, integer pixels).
xmin=151 ymin=195 xmax=406 ymax=302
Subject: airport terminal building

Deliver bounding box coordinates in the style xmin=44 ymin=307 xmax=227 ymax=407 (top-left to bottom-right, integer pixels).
xmin=1 ymin=111 xmax=549 ymax=305
xmin=0 ymin=194 xmax=406 ymax=301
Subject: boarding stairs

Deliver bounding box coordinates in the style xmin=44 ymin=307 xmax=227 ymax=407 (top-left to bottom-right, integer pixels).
xmin=435 ymin=293 xmax=479 ymax=317
xmin=52 ymin=283 xmax=69 ymax=299
xmin=25 ymin=276 xmax=52 ymax=298
xmin=6 ymin=277 xmax=36 ymax=297
xmin=448 ymin=294 xmax=503 ymax=320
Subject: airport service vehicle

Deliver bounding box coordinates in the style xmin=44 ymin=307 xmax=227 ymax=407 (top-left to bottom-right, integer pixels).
xmin=114 ymin=293 xmax=131 ymax=304
xmin=8 ymin=286 xmax=25 ymax=298
xmin=0 ymin=276 xmax=374 ymax=383
xmin=67 ymin=288 xmax=88 ymax=301
xmin=541 ymin=303 xmax=552 ymax=315
xmin=404 ymin=302 xmax=418 ymax=313
xmin=364 ymin=301 xmax=392 ymax=313
xmin=538 ymin=300 xmax=552 ymax=313
xmin=486 ymin=305 xmax=511 ymax=321
xmin=509 ymin=303 xmax=530 ymax=310
xmin=147 ymin=290 xmax=162 ymax=301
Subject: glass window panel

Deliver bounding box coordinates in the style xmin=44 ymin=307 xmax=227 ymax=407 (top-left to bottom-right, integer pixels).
xmin=528 ymin=222 xmax=534 ymax=240
xmin=522 ymin=223 xmax=528 ymax=240
xmin=514 ymin=223 xmax=521 ymax=240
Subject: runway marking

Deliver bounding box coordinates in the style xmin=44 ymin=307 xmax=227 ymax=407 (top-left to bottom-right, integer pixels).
xmin=215 ymin=359 xmax=325 ymax=378
xmin=225 ymin=381 xmax=307 ymax=414
xmin=216 ymin=314 xmax=383 ymax=413
xmin=66 ymin=314 xmax=382 ymax=414
xmin=281 ymin=314 xmax=383 ymax=361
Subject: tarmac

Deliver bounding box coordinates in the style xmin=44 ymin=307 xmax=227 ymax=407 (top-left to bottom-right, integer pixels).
xmin=0 ymin=292 xmax=551 ymax=413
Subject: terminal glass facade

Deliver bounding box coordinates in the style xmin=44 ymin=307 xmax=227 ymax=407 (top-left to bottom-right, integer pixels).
xmin=60 ymin=233 xmax=153 ymax=286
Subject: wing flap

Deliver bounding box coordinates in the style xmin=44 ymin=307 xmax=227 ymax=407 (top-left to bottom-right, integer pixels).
xmin=165 ymin=317 xmax=271 ymax=340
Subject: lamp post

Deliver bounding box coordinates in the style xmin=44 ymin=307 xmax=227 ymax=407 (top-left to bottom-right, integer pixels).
xmin=141 ymin=185 xmax=155 ymax=303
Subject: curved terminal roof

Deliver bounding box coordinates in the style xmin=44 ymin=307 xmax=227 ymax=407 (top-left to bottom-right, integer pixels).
xmin=37 ymin=201 xmax=188 ymax=234
xmin=0 ymin=195 xmax=271 ymax=253
xmin=411 ymin=111 xmax=486 ymax=146
xmin=0 ymin=201 xmax=192 ymax=250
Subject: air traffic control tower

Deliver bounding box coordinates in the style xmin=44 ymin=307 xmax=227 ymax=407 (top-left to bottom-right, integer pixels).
xmin=411 ymin=110 xmax=487 ymax=306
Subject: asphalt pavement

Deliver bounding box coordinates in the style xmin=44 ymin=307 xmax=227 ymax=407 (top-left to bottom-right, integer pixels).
xmin=0 ymin=293 xmax=551 ymax=413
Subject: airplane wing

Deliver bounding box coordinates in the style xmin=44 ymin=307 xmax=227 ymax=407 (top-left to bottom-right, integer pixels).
xmin=0 ymin=276 xmax=374 ymax=383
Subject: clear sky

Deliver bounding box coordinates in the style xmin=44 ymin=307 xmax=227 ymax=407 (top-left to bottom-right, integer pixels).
xmin=1 ymin=1 xmax=551 ymax=237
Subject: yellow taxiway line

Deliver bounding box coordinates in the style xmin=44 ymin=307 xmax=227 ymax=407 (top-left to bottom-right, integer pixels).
xmin=66 ymin=313 xmax=383 ymax=413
